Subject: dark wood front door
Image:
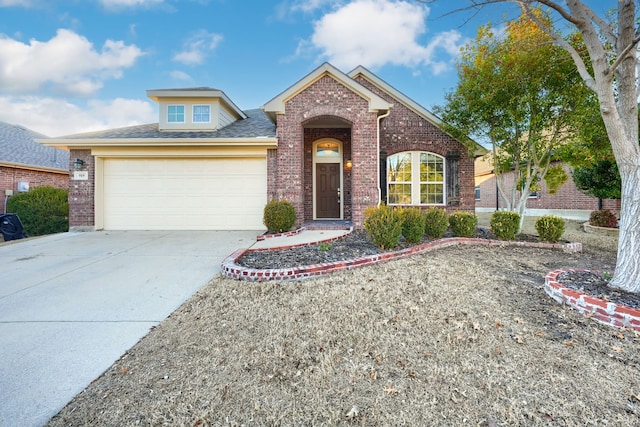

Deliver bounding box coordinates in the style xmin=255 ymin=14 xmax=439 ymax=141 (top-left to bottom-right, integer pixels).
xmin=316 ymin=163 xmax=340 ymax=218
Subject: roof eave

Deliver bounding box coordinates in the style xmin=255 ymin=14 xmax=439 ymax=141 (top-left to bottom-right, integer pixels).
xmin=37 ymin=137 xmax=278 ymax=149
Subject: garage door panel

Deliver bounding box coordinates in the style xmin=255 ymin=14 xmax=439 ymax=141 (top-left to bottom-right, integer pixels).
xmin=103 ymin=158 xmax=266 ymax=230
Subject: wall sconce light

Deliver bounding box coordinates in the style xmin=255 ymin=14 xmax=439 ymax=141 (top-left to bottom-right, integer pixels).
xmin=345 ymin=159 xmax=353 ymax=169
xmin=73 ymin=159 xmax=85 ymax=170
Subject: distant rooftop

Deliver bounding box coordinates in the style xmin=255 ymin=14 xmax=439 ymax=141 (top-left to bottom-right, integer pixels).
xmin=0 ymin=121 xmax=68 ymax=170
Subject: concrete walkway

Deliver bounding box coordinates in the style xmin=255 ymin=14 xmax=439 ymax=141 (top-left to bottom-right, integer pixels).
xmin=0 ymin=230 xmax=257 ymax=427
xmin=249 ymin=229 xmax=350 ymax=250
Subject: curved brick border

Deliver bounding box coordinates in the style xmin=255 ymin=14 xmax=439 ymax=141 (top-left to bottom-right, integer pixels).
xmin=256 ymin=227 xmax=306 ymax=241
xmin=221 ymin=237 xmax=581 ymax=282
xmin=545 ymin=269 xmax=640 ymax=331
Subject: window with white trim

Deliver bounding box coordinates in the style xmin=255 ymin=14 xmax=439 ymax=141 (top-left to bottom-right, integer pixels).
xmin=387 ymin=151 xmax=445 ymax=205
xmin=167 ymin=105 xmax=185 ymax=123
xmin=193 ymin=104 xmax=211 ymax=123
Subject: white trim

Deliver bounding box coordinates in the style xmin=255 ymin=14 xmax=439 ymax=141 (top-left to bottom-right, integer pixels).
xmin=312 ymin=138 xmax=344 ymax=220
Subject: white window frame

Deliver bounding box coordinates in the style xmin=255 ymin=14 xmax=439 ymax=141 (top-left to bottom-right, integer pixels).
xmin=167 ymin=105 xmax=185 ymax=123
xmin=387 ymin=151 xmax=446 ymax=206
xmin=192 ymin=104 xmax=211 ymax=123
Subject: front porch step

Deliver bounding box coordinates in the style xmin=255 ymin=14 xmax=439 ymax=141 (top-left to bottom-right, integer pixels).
xmin=303 ymin=220 xmax=353 ymax=231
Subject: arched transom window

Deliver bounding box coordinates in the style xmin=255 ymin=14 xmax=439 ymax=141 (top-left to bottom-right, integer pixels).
xmin=387 ymin=151 xmax=445 ymax=205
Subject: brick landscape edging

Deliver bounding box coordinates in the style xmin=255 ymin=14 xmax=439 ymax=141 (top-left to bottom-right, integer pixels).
xmin=256 ymin=227 xmax=306 ymax=241
xmin=545 ymin=269 xmax=640 ymax=331
xmin=221 ymin=238 xmax=582 ymax=282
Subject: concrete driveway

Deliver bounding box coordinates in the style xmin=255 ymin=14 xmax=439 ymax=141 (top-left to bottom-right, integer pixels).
xmin=0 ymin=230 xmax=257 ymax=427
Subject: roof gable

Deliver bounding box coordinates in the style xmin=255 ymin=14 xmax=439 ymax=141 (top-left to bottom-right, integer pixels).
xmin=348 ymin=66 xmax=487 ymax=157
xmin=262 ymin=62 xmax=391 ymax=122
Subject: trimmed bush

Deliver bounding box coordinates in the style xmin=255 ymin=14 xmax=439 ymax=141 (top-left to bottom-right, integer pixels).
xmin=263 ymin=200 xmax=296 ymax=233
xmin=398 ymin=207 xmax=425 ymax=244
xmin=6 ymin=186 xmax=68 ymax=236
xmin=448 ymin=211 xmax=477 ymax=238
xmin=589 ymin=209 xmax=618 ymax=228
xmin=490 ymin=210 xmax=521 ymax=240
xmin=423 ymin=208 xmax=449 ymax=238
xmin=535 ymin=215 xmax=565 ymax=243
xmin=364 ymin=204 xmax=403 ymax=249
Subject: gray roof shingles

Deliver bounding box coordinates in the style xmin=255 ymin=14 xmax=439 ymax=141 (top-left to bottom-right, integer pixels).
xmin=58 ymin=108 xmax=276 ymax=140
xmin=0 ymin=121 xmax=69 ymax=169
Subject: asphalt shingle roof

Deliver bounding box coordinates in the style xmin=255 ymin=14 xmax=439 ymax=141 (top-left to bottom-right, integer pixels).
xmin=58 ymin=108 xmax=276 ymax=140
xmin=0 ymin=122 xmax=69 ymax=169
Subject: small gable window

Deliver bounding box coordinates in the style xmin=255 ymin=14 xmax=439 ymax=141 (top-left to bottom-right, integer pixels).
xmin=168 ymin=105 xmax=185 ymax=123
xmin=387 ymin=151 xmax=445 ymax=206
xmin=193 ymin=105 xmax=211 ymax=123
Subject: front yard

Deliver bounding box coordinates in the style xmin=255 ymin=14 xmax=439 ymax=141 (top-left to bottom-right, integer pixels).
xmin=47 ymin=216 xmax=638 ymax=426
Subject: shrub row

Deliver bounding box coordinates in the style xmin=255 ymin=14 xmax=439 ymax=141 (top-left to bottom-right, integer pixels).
xmin=363 ymin=206 xmax=481 ymax=249
xmin=264 ymin=200 xmax=567 ymax=249
xmin=6 ymin=186 xmax=69 ymax=236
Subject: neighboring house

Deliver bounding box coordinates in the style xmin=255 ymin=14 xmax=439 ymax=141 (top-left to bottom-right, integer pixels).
xmin=475 ymin=156 xmax=620 ymax=220
xmin=42 ymin=63 xmax=482 ymax=231
xmin=0 ymin=122 xmax=69 ymax=214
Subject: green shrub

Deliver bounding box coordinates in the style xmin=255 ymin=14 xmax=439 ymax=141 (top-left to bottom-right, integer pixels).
xmin=364 ymin=204 xmax=403 ymax=249
xmin=535 ymin=215 xmax=565 ymax=243
xmin=6 ymin=186 xmax=68 ymax=236
xmin=398 ymin=207 xmax=425 ymax=243
xmin=423 ymin=208 xmax=449 ymax=238
xmin=589 ymin=209 xmax=618 ymax=228
xmin=263 ymin=199 xmax=296 ymax=233
xmin=490 ymin=210 xmax=521 ymax=240
xmin=448 ymin=211 xmax=477 ymax=238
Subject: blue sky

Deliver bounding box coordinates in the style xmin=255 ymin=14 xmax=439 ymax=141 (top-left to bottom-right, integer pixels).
xmin=0 ymin=0 xmax=609 ymax=137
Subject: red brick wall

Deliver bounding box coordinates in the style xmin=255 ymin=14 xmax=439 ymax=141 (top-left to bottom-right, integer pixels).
xmin=0 ymin=166 xmax=68 ymax=213
xmin=355 ymin=76 xmax=476 ymax=214
xmin=475 ymin=162 xmax=621 ymax=214
xmin=67 ymin=149 xmax=95 ymax=228
xmin=271 ymin=75 xmax=379 ymax=228
xmin=303 ymin=127 xmax=352 ymax=221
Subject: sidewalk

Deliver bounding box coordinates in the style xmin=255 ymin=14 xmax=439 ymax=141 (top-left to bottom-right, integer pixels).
xmin=249 ymin=229 xmax=350 ymax=250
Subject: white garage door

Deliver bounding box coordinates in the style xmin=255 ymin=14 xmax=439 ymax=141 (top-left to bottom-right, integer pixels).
xmin=103 ymin=158 xmax=266 ymax=230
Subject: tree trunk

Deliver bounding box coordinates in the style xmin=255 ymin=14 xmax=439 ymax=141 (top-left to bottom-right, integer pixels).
xmin=609 ymin=162 xmax=640 ymax=292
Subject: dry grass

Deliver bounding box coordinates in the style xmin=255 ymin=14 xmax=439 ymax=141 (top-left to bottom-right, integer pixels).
xmin=48 ymin=215 xmax=639 ymax=427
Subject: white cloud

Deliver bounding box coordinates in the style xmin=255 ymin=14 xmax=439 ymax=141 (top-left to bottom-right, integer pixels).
xmin=0 ymin=96 xmax=156 ymax=137
xmin=0 ymin=29 xmax=144 ymax=96
xmin=173 ymin=30 xmax=222 ymax=65
xmin=307 ymin=0 xmax=465 ymax=73
xmin=170 ymin=70 xmax=193 ymax=81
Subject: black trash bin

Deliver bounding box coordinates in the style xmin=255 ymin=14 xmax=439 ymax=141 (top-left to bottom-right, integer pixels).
xmin=0 ymin=214 xmax=27 ymax=241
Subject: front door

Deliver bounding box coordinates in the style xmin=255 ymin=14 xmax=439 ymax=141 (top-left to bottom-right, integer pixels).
xmin=316 ymin=163 xmax=340 ymax=218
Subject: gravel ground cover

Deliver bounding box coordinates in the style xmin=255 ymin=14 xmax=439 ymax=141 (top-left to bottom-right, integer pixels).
xmin=47 ymin=215 xmax=640 ymax=426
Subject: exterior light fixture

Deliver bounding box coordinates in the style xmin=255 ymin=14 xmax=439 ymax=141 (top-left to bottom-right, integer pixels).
xmin=73 ymin=159 xmax=85 ymax=170
xmin=345 ymin=159 xmax=353 ymax=169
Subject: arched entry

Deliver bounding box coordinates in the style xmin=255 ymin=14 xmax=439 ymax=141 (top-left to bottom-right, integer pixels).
xmin=313 ymin=139 xmax=343 ymax=219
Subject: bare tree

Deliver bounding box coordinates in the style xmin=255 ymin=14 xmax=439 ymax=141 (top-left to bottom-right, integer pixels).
xmin=430 ymin=0 xmax=640 ymax=292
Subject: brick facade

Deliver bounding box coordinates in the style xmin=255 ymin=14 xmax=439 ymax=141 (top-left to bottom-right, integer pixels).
xmin=476 ymin=162 xmax=620 ymax=216
xmin=67 ymin=149 xmax=95 ymax=229
xmin=355 ymin=76 xmax=476 ymax=214
xmin=0 ymin=166 xmax=68 ymax=213
xmin=268 ymin=74 xmax=475 ymax=229
xmin=269 ymin=75 xmax=379 ymax=228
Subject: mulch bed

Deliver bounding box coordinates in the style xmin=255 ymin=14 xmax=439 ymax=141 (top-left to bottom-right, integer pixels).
xmin=238 ymin=230 xmax=637 ymax=309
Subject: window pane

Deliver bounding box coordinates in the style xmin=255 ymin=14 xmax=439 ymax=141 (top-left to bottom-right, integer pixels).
xmin=420 ymin=153 xmax=444 ymax=182
xmin=168 ymin=105 xmax=184 ymax=123
xmin=388 ymin=153 xmax=412 ymax=182
xmin=420 ymin=184 xmax=444 ymax=204
xmin=388 ymin=184 xmax=412 ymax=205
xmin=193 ymin=105 xmax=210 ymax=123
xmin=316 ymin=141 xmax=340 ymax=157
